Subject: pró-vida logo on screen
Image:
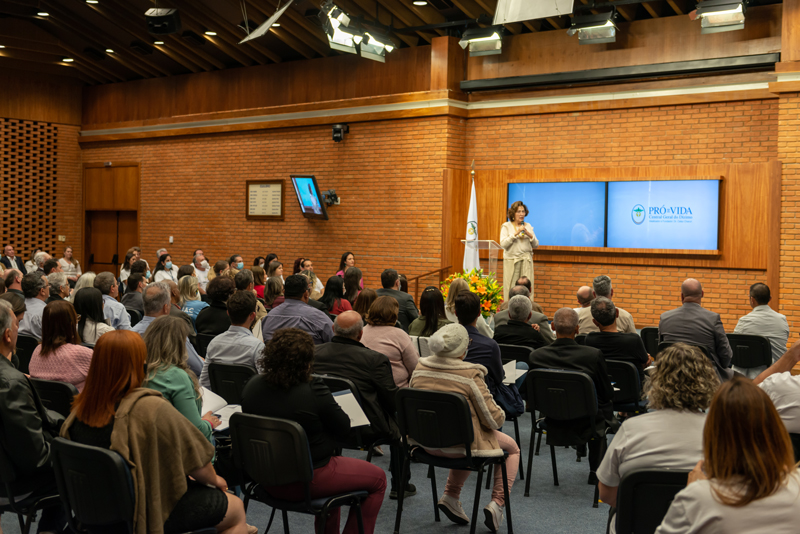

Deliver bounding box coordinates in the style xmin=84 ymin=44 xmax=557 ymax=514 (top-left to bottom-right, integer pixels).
xmin=632 ymin=204 xmax=694 ymax=224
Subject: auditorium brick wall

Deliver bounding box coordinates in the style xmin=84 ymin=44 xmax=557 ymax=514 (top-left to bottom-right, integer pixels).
xmin=778 ymin=93 xmax=800 ymax=340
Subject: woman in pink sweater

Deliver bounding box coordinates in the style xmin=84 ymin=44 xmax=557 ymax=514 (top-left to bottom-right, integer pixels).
xmin=29 ymin=300 xmax=93 ymax=392
xmin=360 ymin=296 xmax=419 ymax=388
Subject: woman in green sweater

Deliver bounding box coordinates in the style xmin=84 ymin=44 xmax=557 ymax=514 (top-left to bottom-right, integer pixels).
xmin=142 ymin=315 xmax=219 ymax=443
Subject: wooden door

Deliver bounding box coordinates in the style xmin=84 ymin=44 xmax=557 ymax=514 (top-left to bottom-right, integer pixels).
xmin=117 ymin=212 xmax=138 ymax=264
xmin=86 ymin=211 xmax=118 ymax=274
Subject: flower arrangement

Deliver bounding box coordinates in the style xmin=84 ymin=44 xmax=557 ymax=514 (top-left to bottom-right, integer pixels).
xmin=441 ymin=268 xmax=503 ymax=319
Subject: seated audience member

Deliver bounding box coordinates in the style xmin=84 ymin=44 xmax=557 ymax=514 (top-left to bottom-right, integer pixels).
xmin=299 ymin=273 xmax=328 ymax=312
xmin=659 ymin=278 xmax=733 ymax=381
xmin=165 ymin=280 xmax=197 ymax=340
xmin=0 ymin=301 xmax=66 ymax=532
xmin=208 ymin=260 xmax=229 ymax=283
xmin=261 ymin=275 xmax=333 ymax=345
xmin=133 ymin=283 xmax=203 ymax=377
xmin=300 ymin=258 xmax=325 ymax=294
xmin=445 ymin=278 xmax=493 ymax=337
xmin=143 ymin=316 xmax=219 ymax=444
xmin=0 ymin=291 xmax=26 ymax=325
xmin=264 ymin=253 xmax=278 ymax=268
xmin=129 ymin=259 xmax=150 ymax=283
xmin=29 ymin=300 xmax=94 ymax=392
xmin=292 ymin=257 xmax=305 ymax=275
xmin=399 ymin=274 xmax=408 ymax=294
xmin=46 ymin=271 xmax=70 ymax=303
xmin=353 ymin=288 xmax=377 ymax=323
xmin=121 ymin=272 xmax=146 ymax=314
xmin=33 ymin=251 xmax=51 ymax=275
xmin=195 ymin=276 xmax=236 ymax=337
xmin=753 ymin=341 xmax=800 ymax=434
xmin=24 ymin=248 xmax=41 ymax=274
xmin=0 ymin=276 xmax=4 ymax=295
xmin=59 ymin=246 xmax=81 ymax=285
xmin=153 ymin=253 xmax=179 ymax=283
xmin=343 ymin=267 xmax=363 ymax=305
xmin=493 ymin=285 xmax=554 ymax=344
xmin=242 ymin=328 xmax=386 ymax=534
xmin=263 ymin=276 xmax=284 ymax=310
xmin=493 ymin=295 xmax=547 ymax=350
xmin=376 ymin=269 xmax=419 ymax=331
xmin=409 ymin=323 xmax=519 ymax=532
xmin=266 ymin=261 xmax=284 ymax=281
xmin=585 ymin=297 xmax=651 ymax=380
xmin=408 ymin=285 xmax=451 ymax=337
xmin=574 ymin=285 xmax=593 ymax=312
xmin=120 ymin=251 xmax=135 ymax=284
xmin=177 ymin=264 xmax=195 ymax=281
xmin=515 ymin=276 xmax=532 ymax=293
xmin=578 ymin=275 xmax=636 ymax=334
xmin=228 ymin=254 xmax=244 ymax=274
xmin=18 ymin=271 xmax=49 ymax=339
xmin=233 ymin=270 xmax=267 ymax=322
xmin=318 ymin=276 xmax=353 ymax=316
xmin=314 ymin=311 xmax=410 ymax=497
xmin=336 ymin=251 xmax=356 ymax=278
xmin=253 ymin=256 xmax=265 ymax=269
xmin=180 ymin=275 xmax=209 ymax=325
xmin=656 ymin=377 xmax=800 ymax=534
xmin=194 ymin=253 xmax=210 ymax=291
xmin=94 ymin=272 xmax=132 ymax=330
xmin=598 ymin=344 xmax=719 ymax=532
xmin=4 ymin=269 xmax=23 ymax=296
xmin=361 ymin=296 xmax=419 ymax=388
xmin=1 ymin=244 xmax=25 ymax=271
xmin=42 ymin=258 xmax=61 ymax=276
xmin=71 ymin=271 xmax=97 ymax=301
xmin=200 ymin=291 xmax=264 ymax=388
xmin=73 ymin=287 xmax=115 ymax=344
xmin=733 ymin=283 xmax=789 ymax=377
xmin=63 ymin=331 xmax=248 ymax=534
xmin=529 ymin=308 xmax=616 ymax=479
xmin=252 ymin=265 xmax=266 ymax=299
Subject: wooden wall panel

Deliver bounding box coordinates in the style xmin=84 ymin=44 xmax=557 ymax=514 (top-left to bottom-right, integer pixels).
xmin=783 ymin=0 xmax=800 ymax=62
xmin=467 ymin=4 xmax=781 ymax=81
xmin=0 ymin=68 xmax=82 ymax=125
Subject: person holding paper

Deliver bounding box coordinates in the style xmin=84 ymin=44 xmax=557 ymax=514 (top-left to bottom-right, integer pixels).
xmin=242 ymin=328 xmax=387 ymax=534
xmin=500 ymin=201 xmax=538 ymax=301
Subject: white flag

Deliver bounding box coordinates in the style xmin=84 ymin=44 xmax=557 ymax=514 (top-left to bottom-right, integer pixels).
xmin=463 ymin=177 xmax=480 ymax=272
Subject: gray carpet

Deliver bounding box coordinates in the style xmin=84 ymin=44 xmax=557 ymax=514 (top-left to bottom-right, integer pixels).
xmin=2 ymin=414 xmax=610 ymax=533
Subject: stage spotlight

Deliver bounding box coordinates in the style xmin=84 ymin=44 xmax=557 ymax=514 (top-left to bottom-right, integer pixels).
xmin=145 ymin=8 xmax=182 ymax=35
xmin=360 ymin=31 xmax=394 ymax=62
xmin=567 ymin=10 xmax=618 ymax=44
xmin=695 ymin=0 xmax=746 ymax=34
xmin=459 ymin=26 xmax=503 ymax=57
xmin=332 ymin=124 xmax=349 ymax=142
xmin=321 ymin=0 xmax=362 ymax=54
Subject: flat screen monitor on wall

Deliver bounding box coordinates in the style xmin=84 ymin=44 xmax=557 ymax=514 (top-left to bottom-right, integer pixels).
xmin=291 ymin=175 xmax=328 ymax=220
xmin=606 ymin=179 xmax=720 ymax=250
xmin=507 ymin=182 xmax=607 ymax=247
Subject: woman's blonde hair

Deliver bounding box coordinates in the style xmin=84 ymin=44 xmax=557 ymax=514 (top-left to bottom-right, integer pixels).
xmin=71 ymin=272 xmax=97 ymax=302
xmin=445 ymin=278 xmax=469 ymax=313
xmin=142 ymin=315 xmax=200 ymax=399
xmin=644 ymin=343 xmax=719 ymax=411
xmin=178 ymin=275 xmax=200 ymax=306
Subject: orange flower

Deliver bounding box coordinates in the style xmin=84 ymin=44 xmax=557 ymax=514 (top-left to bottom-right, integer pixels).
xmin=482 ymin=301 xmax=492 ymax=310
xmin=470 ymin=275 xmax=480 ymax=284
xmin=475 ymin=286 xmax=487 ymax=295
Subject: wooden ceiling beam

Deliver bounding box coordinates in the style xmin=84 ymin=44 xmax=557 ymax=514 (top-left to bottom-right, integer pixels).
xmin=546 ymin=16 xmax=565 ymax=29
xmin=232 ymin=0 xmax=327 ymax=58
xmin=666 ymin=0 xmax=690 ymax=15
xmin=0 ymin=55 xmax=94 ymax=83
xmin=0 ymin=34 xmax=119 ymax=82
xmin=451 ymin=0 xmax=486 ymax=20
xmin=611 ymin=0 xmax=637 ymax=21
xmin=0 ymin=48 xmax=103 ymax=83
xmin=642 ymin=1 xmax=664 ymax=17
xmin=376 ymin=0 xmax=448 ymax=37
xmin=339 ymin=0 xmax=420 ymax=47
xmin=252 ymin=0 xmax=332 ymax=51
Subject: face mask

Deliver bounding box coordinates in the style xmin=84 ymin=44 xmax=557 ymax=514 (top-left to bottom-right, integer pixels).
xmin=201 ymin=260 xmax=209 ymax=269
xmin=165 ymin=261 xmax=173 ymax=269
xmin=146 ymin=270 xmax=151 ymax=279
xmin=259 ymin=263 xmax=265 ymax=268
xmin=237 ymin=262 xmax=244 ymax=270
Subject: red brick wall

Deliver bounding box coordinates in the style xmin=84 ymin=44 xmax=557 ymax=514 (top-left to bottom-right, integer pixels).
xmin=778 ymin=94 xmax=800 ymax=338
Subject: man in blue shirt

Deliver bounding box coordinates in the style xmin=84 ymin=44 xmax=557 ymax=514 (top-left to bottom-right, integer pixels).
xmin=261 ymin=275 xmax=333 ymax=344
xmin=94 ymin=272 xmax=132 ymax=330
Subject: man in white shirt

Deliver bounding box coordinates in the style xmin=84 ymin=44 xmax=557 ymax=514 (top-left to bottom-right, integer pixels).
xmin=577 ymin=275 xmax=636 ymax=334
xmin=574 ymin=285 xmax=593 ymax=312
xmin=733 ymin=283 xmax=789 ymax=377
xmin=94 ymin=272 xmax=132 ymax=330
xmin=300 ymin=258 xmax=324 ymax=294
xmin=193 ymin=253 xmax=210 ymax=291
xmin=754 ymin=341 xmax=800 ymax=433
xmin=18 ymin=272 xmax=49 ymax=339
xmin=0 ymin=245 xmax=24 ymax=272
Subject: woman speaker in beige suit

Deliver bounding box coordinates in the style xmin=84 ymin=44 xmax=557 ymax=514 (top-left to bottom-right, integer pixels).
xmin=499 ymin=201 xmax=538 ymax=301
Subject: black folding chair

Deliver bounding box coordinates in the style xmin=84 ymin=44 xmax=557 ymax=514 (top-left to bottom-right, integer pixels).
xmin=657 ymin=342 xmax=710 ymax=359
xmin=208 ymin=363 xmax=255 ymax=405
xmin=51 ymin=438 xmax=215 ymax=534
xmin=498 ymin=344 xmax=535 ymax=367
xmin=230 ymin=413 xmax=368 ymax=534
xmin=614 ymin=468 xmax=690 ymax=534
xmin=125 ymin=308 xmax=142 ymax=327
xmin=524 ymin=369 xmax=607 ymax=507
xmin=195 ymin=333 xmax=218 ymax=358
xmin=639 ymin=327 xmax=659 ymax=357
xmin=605 ymin=360 xmax=647 ymax=415
xmin=29 ymin=378 xmax=79 ymax=418
xmin=575 ymin=334 xmax=587 ymax=345
xmin=726 ymin=333 xmax=773 ymax=370
xmin=14 ymin=334 xmax=39 ymax=374
xmin=393 ymin=388 xmax=513 ymax=534
xmin=789 ymin=433 xmax=800 ymax=463
xmin=0 ymin=443 xmax=61 ymax=534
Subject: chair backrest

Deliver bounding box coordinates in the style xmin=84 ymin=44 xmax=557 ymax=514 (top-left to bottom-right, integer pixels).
xmin=14 ymin=335 xmax=40 ymax=374
xmin=526 ymin=369 xmax=598 ymax=423
xmin=726 ymin=333 xmax=773 ymax=369
xmin=615 ymin=468 xmax=690 ymax=534
xmin=312 ymin=374 xmax=362 ymax=403
xmin=605 ymin=360 xmax=642 ymax=405
xmin=396 ymin=388 xmax=475 ymax=460
xmin=208 ymin=363 xmax=256 ymax=405
xmin=126 ymin=308 xmax=143 ymax=327
xmin=230 ymin=413 xmax=313 ymax=492
xmin=657 ymin=342 xmax=710 ymax=359
xmin=498 ymin=344 xmax=535 ymax=366
xmin=30 ymin=378 xmax=79 ymax=418
xmin=51 ymin=438 xmax=135 ymax=533
xmin=196 ymin=333 xmax=217 ymax=358
xmin=575 ymin=334 xmax=587 ymax=345
xmin=640 ymin=327 xmax=659 ymax=356
xmin=789 ymin=433 xmax=800 ymax=464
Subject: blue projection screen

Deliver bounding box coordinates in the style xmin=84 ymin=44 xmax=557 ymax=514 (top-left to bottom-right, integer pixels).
xmin=606 ymin=180 xmax=720 ymax=250
xmin=507 ymin=182 xmax=606 ymax=247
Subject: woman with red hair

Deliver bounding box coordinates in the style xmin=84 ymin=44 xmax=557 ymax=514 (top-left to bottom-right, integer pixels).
xmin=61 ymin=330 xmax=250 ymax=534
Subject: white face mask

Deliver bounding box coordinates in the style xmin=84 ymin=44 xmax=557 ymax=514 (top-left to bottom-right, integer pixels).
xmin=200 ymin=260 xmax=209 ymax=269
xmin=259 ymin=263 xmax=265 ymax=268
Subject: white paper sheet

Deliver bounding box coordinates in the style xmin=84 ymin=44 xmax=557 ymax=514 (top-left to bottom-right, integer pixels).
xmin=332 ymin=390 xmax=370 ymax=428
xmin=200 ymin=386 xmax=228 ymax=415
xmin=502 ymin=360 xmax=527 ymax=385
xmin=213 ymin=405 xmax=242 ymax=432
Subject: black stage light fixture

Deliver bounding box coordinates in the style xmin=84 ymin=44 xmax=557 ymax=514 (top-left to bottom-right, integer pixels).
xmin=459 ymin=26 xmax=503 ymax=57
xmin=145 ymin=8 xmax=182 ymax=35
xmin=332 ymin=124 xmax=349 ymax=142
xmin=130 ymin=40 xmax=154 ymax=55
xmin=323 ymin=189 xmax=339 ymax=206
xmin=567 ymin=10 xmax=619 ymax=44
xmin=695 ymin=0 xmax=746 ymax=34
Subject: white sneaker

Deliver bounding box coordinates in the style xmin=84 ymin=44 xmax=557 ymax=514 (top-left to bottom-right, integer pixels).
xmin=483 ymin=500 xmax=504 ymax=533
xmin=438 ymin=494 xmax=469 ymax=525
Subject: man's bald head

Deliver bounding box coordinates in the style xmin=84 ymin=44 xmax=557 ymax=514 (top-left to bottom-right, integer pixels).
xmin=681 ymin=278 xmax=703 ymax=303
xmin=553 ymin=307 xmax=579 ymax=338
xmin=165 ymin=280 xmax=180 ymax=304
xmin=333 ymin=310 xmax=364 ymax=340
xmin=576 ymin=286 xmax=593 ymax=307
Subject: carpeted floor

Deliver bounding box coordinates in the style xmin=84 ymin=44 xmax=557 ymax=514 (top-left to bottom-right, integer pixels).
xmin=2 ymin=414 xmax=611 ymax=533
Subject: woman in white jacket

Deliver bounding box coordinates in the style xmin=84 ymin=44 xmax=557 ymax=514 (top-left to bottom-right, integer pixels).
xmin=500 ymin=201 xmax=538 ymax=301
